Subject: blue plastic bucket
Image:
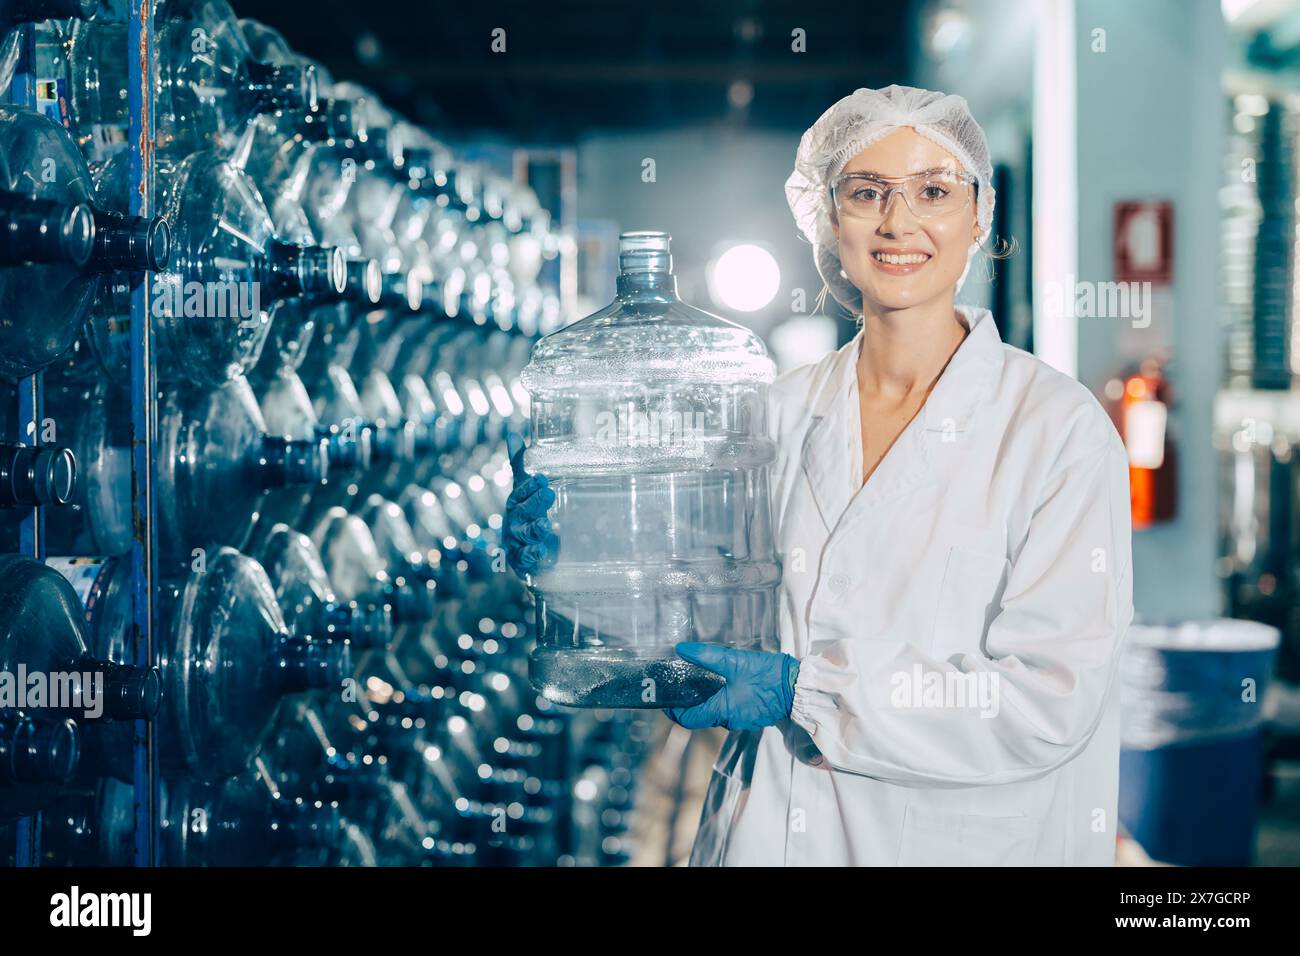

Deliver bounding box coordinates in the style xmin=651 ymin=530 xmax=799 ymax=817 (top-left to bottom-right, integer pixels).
xmin=1118 ymin=619 xmax=1280 ymax=866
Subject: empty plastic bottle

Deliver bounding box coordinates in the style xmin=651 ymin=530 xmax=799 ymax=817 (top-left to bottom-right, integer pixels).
xmin=153 ymin=0 xmax=316 ymax=161
xmin=519 ymin=231 xmax=780 ymax=708
xmin=156 ymin=376 xmax=327 ymax=556
xmin=310 ymin=506 xmax=435 ymax=631
xmin=44 ymin=374 xmax=329 ymax=561
xmin=0 ymin=712 xmax=79 ymax=825
xmin=0 ymin=554 xmax=160 ymax=723
xmin=0 ymin=439 xmax=76 ymax=509
xmin=166 ymin=757 xmax=343 ymax=866
xmin=0 ymin=106 xmax=169 ymax=379
xmin=48 ymin=759 xmax=346 ymax=865
xmin=146 ymin=145 xmax=339 ymax=387
xmin=50 ymin=549 xmax=350 ymax=783
xmin=33 ymin=1 xmax=314 ymax=166
xmin=0 ymin=0 xmax=97 ymax=103
xmin=42 ymin=378 xmax=131 ymax=556
xmin=352 ymin=495 xmax=439 ymax=631
xmin=0 ymin=554 xmax=157 ymax=818
xmin=253 ymin=522 xmax=392 ymax=653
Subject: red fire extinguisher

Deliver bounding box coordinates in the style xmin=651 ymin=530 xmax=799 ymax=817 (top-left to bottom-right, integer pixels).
xmin=1105 ymin=357 xmax=1177 ymax=529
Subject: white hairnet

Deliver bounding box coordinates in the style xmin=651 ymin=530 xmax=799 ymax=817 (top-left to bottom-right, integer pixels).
xmin=785 ymin=84 xmax=996 ymax=315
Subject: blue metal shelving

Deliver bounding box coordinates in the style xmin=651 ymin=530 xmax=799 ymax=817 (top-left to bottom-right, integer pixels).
xmin=9 ymin=12 xmax=44 ymax=872
xmin=5 ymin=2 xmax=160 ymax=867
xmin=126 ymin=0 xmax=159 ymax=869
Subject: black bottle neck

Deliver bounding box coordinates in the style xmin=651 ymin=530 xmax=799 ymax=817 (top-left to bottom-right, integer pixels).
xmin=0 ymin=441 xmax=77 ymax=508
xmin=78 ymin=657 xmax=162 ymax=720
xmin=0 ymin=715 xmax=79 ymax=783
xmin=304 ymin=97 xmax=366 ymax=144
xmin=0 ymin=192 xmax=94 ymax=267
xmin=384 ymin=576 xmax=437 ymax=624
xmin=273 ymin=633 xmax=352 ymax=692
xmin=271 ymin=799 xmax=343 ymax=849
xmin=260 ymin=435 xmax=329 ymax=489
xmin=261 ymin=241 xmax=346 ymax=301
xmin=323 ymin=599 xmax=392 ymax=650
xmin=241 ymin=60 xmax=318 ymax=120
xmin=315 ymin=421 xmax=373 ymax=473
xmin=344 ymin=257 xmax=382 ymax=304
xmin=90 ymin=209 xmax=171 ymax=272
xmin=378 ymin=269 xmax=423 ymax=311
xmin=369 ymin=419 xmax=417 ymax=465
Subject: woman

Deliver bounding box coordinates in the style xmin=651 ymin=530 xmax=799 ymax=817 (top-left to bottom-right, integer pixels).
xmin=505 ymin=85 xmax=1133 ymax=866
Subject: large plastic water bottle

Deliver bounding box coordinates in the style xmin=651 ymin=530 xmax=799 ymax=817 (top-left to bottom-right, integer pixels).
xmin=520 ymin=230 xmax=780 ymax=708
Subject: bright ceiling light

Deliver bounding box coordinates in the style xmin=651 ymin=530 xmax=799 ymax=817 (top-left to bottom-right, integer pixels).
xmin=927 ymin=9 xmax=971 ymax=56
xmin=707 ymin=243 xmax=780 ymax=313
xmin=1222 ymin=0 xmax=1260 ymax=23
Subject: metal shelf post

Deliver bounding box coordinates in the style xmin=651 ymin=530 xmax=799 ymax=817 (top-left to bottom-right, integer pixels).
xmin=8 ymin=13 xmax=44 ymax=871
xmin=127 ymin=0 xmax=159 ymax=868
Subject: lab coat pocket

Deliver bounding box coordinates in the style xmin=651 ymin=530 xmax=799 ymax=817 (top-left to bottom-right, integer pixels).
xmin=896 ymin=805 xmax=1040 ymax=866
xmin=930 ymin=544 xmax=1008 ymax=661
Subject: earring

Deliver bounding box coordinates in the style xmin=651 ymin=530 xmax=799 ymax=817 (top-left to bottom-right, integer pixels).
xmin=839 ymin=268 xmax=848 ymax=278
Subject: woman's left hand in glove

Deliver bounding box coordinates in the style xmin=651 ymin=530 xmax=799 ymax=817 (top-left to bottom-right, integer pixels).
xmin=665 ymin=642 xmax=800 ymax=732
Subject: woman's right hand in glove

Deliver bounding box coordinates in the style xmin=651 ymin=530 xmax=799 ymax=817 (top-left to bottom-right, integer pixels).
xmin=504 ymin=432 xmax=559 ymax=579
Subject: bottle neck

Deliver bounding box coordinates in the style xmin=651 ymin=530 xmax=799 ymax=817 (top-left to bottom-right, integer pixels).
xmin=384 ymin=577 xmax=436 ymax=624
xmin=0 ymin=441 xmax=77 ymax=507
xmin=616 ymin=270 xmax=677 ymax=301
xmin=261 ymin=241 xmax=346 ymax=301
xmin=272 ymin=798 xmax=342 ymax=849
xmin=0 ymin=192 xmax=94 ymax=267
xmin=379 ymin=270 xmax=423 ymax=311
xmin=260 ymin=435 xmax=329 ymax=489
xmin=0 ymin=715 xmax=79 ymax=784
xmin=77 ymin=657 xmax=161 ymax=720
xmin=272 ymin=633 xmax=351 ymax=692
xmin=241 ymin=61 xmax=317 ymax=120
xmin=323 ymin=599 xmax=392 ymax=650
xmin=369 ymin=419 xmax=417 ymax=465
xmin=315 ymin=421 xmax=373 ymax=473
xmin=90 ymin=209 xmax=171 ymax=272
xmin=344 ymin=257 xmax=383 ymax=304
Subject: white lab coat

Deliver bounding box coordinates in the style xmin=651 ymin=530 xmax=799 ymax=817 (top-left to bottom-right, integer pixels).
xmin=690 ymin=305 xmax=1134 ymax=866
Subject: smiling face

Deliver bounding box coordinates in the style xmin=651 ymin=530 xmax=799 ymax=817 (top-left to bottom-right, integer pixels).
xmin=831 ymin=127 xmax=980 ymax=313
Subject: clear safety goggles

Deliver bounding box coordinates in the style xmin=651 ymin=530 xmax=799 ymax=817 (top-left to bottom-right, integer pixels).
xmin=830 ymin=168 xmax=976 ymax=221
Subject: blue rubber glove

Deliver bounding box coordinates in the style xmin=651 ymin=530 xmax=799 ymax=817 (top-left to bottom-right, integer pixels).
xmin=503 ymin=432 xmax=559 ymax=579
xmin=666 ymin=642 xmax=801 ymax=731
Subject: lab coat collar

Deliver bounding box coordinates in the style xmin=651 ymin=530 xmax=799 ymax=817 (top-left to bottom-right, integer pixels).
xmin=799 ymin=305 xmax=1004 ymax=532
xmin=922 ymin=305 xmax=1005 ymax=432
xmin=807 ymin=305 xmax=1004 ymax=424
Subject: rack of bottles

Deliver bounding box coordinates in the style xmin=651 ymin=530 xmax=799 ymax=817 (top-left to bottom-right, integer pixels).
xmin=1217 ymin=84 xmax=1300 ymax=684
xmin=0 ymin=0 xmax=651 ymax=867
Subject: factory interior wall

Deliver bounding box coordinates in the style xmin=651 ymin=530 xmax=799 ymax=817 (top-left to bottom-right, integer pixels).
xmin=1074 ymin=0 xmax=1226 ymax=621
xmin=576 ymin=124 xmax=841 ymax=340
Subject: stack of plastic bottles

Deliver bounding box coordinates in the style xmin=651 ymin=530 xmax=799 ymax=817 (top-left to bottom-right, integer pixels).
xmin=0 ymin=0 xmax=651 ymax=867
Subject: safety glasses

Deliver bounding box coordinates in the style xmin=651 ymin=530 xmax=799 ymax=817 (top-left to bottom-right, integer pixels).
xmin=830 ymin=168 xmax=976 ymax=222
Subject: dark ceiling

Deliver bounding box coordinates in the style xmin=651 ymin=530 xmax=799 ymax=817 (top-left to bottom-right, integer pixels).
xmin=235 ymin=0 xmax=915 ymax=141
